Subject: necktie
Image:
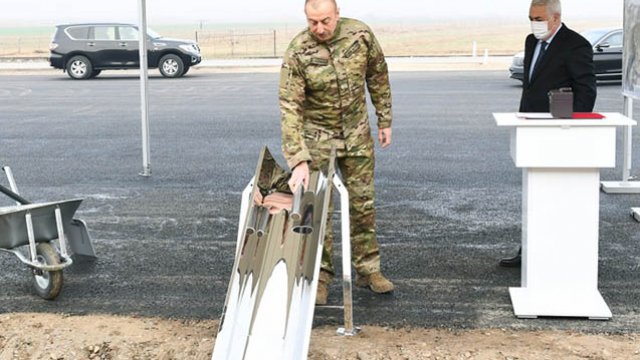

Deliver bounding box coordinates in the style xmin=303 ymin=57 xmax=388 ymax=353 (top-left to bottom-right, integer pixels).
xmin=531 ymin=41 xmax=548 ymax=79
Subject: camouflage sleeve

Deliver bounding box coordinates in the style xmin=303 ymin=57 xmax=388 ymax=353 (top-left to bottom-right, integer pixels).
xmin=271 ymin=169 xmax=293 ymax=194
xmin=279 ymin=50 xmax=312 ymax=170
xmin=365 ymin=29 xmax=393 ymax=129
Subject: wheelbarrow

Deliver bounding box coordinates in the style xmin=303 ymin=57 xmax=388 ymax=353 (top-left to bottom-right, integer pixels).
xmin=0 ymin=166 xmax=96 ymax=300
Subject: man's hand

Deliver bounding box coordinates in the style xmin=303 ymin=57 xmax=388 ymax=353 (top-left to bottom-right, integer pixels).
xmin=378 ymin=128 xmax=392 ymax=148
xmin=288 ymin=161 xmax=310 ymax=193
xmin=262 ymin=192 xmax=294 ymax=214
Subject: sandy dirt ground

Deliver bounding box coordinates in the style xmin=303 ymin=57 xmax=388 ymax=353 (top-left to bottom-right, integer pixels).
xmin=0 ymin=313 xmax=639 ymax=360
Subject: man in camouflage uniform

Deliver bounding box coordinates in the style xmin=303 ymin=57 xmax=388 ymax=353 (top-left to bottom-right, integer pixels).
xmin=279 ymin=0 xmax=394 ymax=305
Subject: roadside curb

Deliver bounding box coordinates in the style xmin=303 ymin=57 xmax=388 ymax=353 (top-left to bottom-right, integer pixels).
xmin=0 ymin=56 xmax=512 ymax=74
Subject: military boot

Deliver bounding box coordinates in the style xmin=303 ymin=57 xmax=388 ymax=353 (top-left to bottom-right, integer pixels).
xmin=315 ymin=270 xmax=333 ymax=305
xmin=355 ymin=271 xmax=394 ymax=294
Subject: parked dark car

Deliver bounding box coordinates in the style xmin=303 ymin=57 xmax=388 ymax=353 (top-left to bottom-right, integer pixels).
xmin=49 ymin=23 xmax=202 ymax=79
xmin=509 ymin=27 xmax=623 ymax=82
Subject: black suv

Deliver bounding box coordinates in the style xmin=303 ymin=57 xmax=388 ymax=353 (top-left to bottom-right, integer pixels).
xmin=49 ymin=23 xmax=202 ymax=79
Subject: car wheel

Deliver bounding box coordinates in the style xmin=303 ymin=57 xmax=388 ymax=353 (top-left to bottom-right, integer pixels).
xmin=89 ymin=70 xmax=102 ymax=79
xmin=66 ymin=55 xmax=93 ymax=80
xmin=159 ymin=54 xmax=184 ymax=78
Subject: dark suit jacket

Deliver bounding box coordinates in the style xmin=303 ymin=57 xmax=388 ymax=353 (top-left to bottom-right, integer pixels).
xmin=519 ymin=24 xmax=597 ymax=112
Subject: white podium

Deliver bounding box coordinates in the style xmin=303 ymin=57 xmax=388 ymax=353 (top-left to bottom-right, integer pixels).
xmin=494 ymin=112 xmax=636 ymax=319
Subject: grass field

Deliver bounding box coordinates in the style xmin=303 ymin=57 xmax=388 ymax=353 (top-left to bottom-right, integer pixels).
xmin=0 ymin=20 xmax=622 ymax=59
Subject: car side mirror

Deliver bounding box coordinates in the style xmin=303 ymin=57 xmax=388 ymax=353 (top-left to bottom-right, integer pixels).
xmin=596 ymin=43 xmax=610 ymax=52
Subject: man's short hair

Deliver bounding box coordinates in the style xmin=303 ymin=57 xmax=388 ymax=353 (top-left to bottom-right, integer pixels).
xmin=305 ymin=0 xmax=337 ymax=10
xmin=531 ymin=0 xmax=562 ymax=16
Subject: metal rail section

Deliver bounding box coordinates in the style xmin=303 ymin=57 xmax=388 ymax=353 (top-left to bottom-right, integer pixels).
xmin=212 ymin=147 xmax=356 ymax=359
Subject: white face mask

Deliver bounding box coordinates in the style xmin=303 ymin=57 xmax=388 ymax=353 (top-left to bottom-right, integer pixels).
xmin=531 ymin=21 xmax=551 ymax=40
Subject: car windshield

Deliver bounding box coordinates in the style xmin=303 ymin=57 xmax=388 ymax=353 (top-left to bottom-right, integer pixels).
xmin=580 ymin=29 xmax=610 ymax=46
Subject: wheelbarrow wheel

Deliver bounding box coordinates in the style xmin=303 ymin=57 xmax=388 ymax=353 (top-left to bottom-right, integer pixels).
xmin=32 ymin=242 xmax=63 ymax=300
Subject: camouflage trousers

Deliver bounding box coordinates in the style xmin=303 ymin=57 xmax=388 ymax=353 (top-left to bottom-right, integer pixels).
xmin=307 ymin=139 xmax=381 ymax=278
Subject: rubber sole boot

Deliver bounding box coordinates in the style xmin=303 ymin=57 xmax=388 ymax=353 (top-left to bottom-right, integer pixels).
xmin=355 ymin=271 xmax=394 ymax=293
xmin=499 ymin=247 xmax=522 ymax=268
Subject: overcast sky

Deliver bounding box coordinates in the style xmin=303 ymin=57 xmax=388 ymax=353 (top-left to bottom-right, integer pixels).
xmin=0 ymin=0 xmax=624 ymax=26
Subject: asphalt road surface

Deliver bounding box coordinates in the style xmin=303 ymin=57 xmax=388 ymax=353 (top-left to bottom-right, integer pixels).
xmin=1 ymin=71 xmax=640 ymax=333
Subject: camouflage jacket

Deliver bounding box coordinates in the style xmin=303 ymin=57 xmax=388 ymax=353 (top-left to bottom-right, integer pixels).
xmin=279 ymin=18 xmax=393 ymax=169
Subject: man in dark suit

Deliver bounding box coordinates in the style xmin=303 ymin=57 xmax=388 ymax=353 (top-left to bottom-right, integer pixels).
xmin=500 ymin=0 xmax=597 ymax=268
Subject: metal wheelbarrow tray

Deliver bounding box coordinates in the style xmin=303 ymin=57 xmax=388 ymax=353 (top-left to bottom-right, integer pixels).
xmin=0 ymin=166 xmax=96 ymax=300
xmin=0 ymin=199 xmax=82 ymax=249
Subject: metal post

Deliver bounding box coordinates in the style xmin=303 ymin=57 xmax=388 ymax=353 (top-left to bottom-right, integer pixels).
xmin=273 ymin=30 xmax=277 ymax=57
xmin=333 ymin=174 xmax=359 ymax=336
xmin=138 ymin=0 xmax=151 ymax=177
xmin=623 ymin=96 xmax=634 ymax=181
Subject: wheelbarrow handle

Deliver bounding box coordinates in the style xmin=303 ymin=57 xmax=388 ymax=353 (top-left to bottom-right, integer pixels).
xmin=0 ymin=184 xmax=31 ymax=205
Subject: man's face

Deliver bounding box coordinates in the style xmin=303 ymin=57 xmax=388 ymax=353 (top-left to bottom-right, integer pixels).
xmin=305 ymin=1 xmax=340 ymax=42
xmin=529 ymin=5 xmax=560 ymax=40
